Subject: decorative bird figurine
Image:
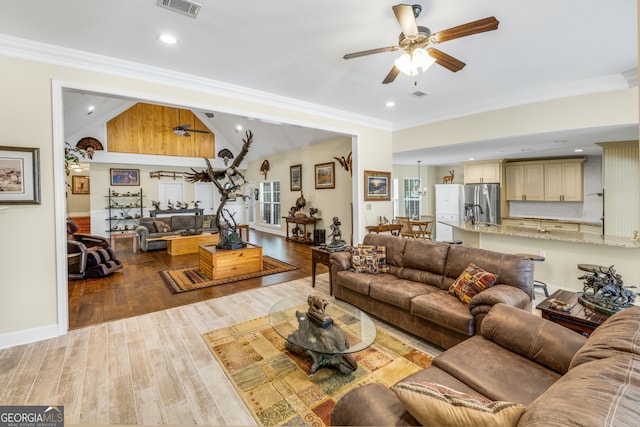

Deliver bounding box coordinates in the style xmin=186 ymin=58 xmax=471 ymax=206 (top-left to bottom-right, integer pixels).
xmin=333 ymin=152 xmax=352 ymax=175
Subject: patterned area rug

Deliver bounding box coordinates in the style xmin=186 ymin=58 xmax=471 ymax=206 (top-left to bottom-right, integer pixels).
xmin=202 ymin=315 xmax=433 ymax=426
xmin=159 ymin=256 xmax=298 ymax=293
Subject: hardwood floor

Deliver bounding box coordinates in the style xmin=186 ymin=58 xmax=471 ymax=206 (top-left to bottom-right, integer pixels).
xmin=68 ymin=230 xmax=328 ymax=329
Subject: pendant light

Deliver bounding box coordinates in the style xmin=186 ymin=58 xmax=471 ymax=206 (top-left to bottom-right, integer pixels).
xmin=416 ymin=160 xmax=428 ymax=197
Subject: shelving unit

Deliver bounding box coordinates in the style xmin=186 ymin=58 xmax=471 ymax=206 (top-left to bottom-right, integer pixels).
xmin=106 ymin=188 xmax=145 ymax=233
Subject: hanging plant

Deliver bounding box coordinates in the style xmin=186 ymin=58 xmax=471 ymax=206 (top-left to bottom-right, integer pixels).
xmin=65 ymin=142 xmax=87 ymax=175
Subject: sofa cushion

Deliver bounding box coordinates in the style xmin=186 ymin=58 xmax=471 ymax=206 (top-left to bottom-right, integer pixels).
xmin=442 ymin=245 xmax=533 ymax=296
xmin=140 ymin=219 xmax=158 ymax=233
xmin=170 ymin=215 xmax=197 ymax=230
xmin=392 ymin=381 xmax=526 ymax=427
xmin=363 ymin=234 xmax=407 ymax=267
xmin=336 ymin=271 xmax=399 ymax=296
xmin=411 ymin=291 xmax=475 ymax=335
xmin=482 ymin=303 xmax=586 ymax=375
xmin=449 ymin=263 xmax=498 ymax=306
xmin=432 ymin=335 xmax=561 ymax=405
xmin=569 ymin=305 xmax=640 ymax=370
xmin=369 ymin=279 xmax=436 ymax=310
xmin=518 ymin=355 xmax=640 ymax=427
xmin=400 ymin=239 xmax=450 ymax=287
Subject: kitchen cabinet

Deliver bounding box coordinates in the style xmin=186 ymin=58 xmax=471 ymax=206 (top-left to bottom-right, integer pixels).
xmin=435 ymin=184 xmax=464 ymax=242
xmin=505 ymin=163 xmax=545 ymax=201
xmin=464 ymin=161 xmax=501 ymax=184
xmin=502 ymin=218 xmax=541 ymax=229
xmin=544 ymin=160 xmax=584 ymax=201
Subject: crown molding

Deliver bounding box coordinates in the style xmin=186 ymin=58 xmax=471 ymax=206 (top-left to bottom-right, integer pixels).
xmin=0 ymin=34 xmax=392 ymax=131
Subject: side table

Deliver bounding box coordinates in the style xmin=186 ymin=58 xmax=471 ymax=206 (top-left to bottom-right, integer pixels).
xmin=536 ymin=289 xmax=610 ymax=337
xmin=311 ymin=246 xmax=333 ymax=294
xmin=109 ymin=231 xmax=138 ymax=253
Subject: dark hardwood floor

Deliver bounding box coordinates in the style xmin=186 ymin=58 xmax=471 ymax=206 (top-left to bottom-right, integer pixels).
xmin=68 ymin=230 xmax=327 ymax=330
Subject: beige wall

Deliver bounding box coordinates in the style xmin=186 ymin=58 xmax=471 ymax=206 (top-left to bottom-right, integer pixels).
xmin=245 ymin=136 xmax=354 ymax=243
xmin=0 ymin=54 xmax=392 ymax=346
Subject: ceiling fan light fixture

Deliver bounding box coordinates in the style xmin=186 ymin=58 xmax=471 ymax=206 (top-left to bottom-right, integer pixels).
xmin=394 ymin=48 xmax=435 ymax=76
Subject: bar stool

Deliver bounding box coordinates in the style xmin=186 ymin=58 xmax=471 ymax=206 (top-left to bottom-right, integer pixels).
xmin=517 ymin=253 xmax=550 ymax=298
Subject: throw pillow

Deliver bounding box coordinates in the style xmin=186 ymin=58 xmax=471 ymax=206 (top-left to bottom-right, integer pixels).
xmin=154 ymin=220 xmax=171 ymax=233
xmin=449 ymin=263 xmax=498 ymax=306
xmin=202 ymin=219 xmax=212 ymax=228
xmin=392 ymin=381 xmax=526 ymax=427
xmin=351 ymin=246 xmax=378 ymax=274
xmin=358 ymin=244 xmax=388 ymax=273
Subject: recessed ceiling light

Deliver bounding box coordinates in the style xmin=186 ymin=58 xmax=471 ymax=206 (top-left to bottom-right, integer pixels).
xmin=468 ymin=157 xmax=475 ymax=161
xmin=574 ymin=148 xmax=584 ymax=152
xmin=385 ymin=101 xmax=395 ymax=108
xmin=87 ymin=105 xmax=94 ymax=115
xmin=235 ymin=125 xmax=243 ymax=132
xmin=159 ymin=34 xmax=177 ymax=44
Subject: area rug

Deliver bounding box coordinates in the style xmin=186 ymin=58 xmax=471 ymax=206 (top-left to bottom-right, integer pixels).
xmin=159 ymin=256 xmax=298 ymax=293
xmin=201 ymin=315 xmax=433 ymax=426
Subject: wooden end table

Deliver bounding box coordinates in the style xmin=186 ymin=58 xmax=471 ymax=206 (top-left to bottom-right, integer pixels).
xmin=536 ymin=289 xmax=611 ymax=337
xmin=109 ymin=231 xmax=138 ymax=253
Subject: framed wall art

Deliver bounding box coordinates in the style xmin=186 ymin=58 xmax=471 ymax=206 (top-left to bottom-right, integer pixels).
xmin=110 ymin=168 xmax=140 ymax=186
xmin=290 ymin=164 xmax=302 ymax=191
xmin=0 ymin=146 xmax=40 ymax=205
xmin=314 ymin=162 xmax=335 ymax=189
xmin=71 ymin=175 xmax=90 ymax=194
xmin=364 ymin=170 xmax=391 ymax=201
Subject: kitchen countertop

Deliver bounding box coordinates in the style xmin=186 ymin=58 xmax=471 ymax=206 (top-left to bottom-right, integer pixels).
xmin=503 ymin=216 xmax=603 ymax=227
xmin=440 ymin=220 xmax=640 ymax=249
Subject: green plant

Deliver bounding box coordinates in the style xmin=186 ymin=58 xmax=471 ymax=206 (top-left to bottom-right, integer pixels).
xmin=65 ymin=142 xmax=87 ymax=175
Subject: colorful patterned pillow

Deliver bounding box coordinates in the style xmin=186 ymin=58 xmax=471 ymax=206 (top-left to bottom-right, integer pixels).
xmin=351 ymin=246 xmax=378 ymax=273
xmin=201 ymin=219 xmax=212 ymax=229
xmin=392 ymin=381 xmax=526 ymax=427
xmin=358 ymin=244 xmax=388 ymax=273
xmin=154 ymin=220 xmax=171 ymax=233
xmin=448 ymin=263 xmax=498 ymax=306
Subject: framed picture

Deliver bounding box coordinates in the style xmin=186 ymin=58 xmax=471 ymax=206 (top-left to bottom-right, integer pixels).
xmin=290 ymin=164 xmax=302 ymax=191
xmin=314 ymin=162 xmax=335 ymax=189
xmin=364 ymin=170 xmax=391 ymax=201
xmin=110 ymin=168 xmax=140 ymax=186
xmin=0 ymin=146 xmax=40 ymax=205
xmin=71 ymin=175 xmax=90 ymax=194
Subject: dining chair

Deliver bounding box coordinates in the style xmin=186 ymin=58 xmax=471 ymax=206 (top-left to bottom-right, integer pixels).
xmin=395 ymin=217 xmax=416 ymax=238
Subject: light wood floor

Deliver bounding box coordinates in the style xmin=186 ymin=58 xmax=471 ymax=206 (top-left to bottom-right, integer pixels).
xmin=2 ymin=273 xmax=442 ymax=425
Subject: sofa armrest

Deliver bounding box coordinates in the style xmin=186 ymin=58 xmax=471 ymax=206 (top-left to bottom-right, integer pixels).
xmin=468 ymin=284 xmax=531 ymax=317
xmin=330 ymin=383 xmax=418 ymax=426
xmin=330 ymin=251 xmax=352 ymax=271
xmin=481 ymin=303 xmax=587 ymax=374
xmin=136 ymin=225 xmax=150 ymax=250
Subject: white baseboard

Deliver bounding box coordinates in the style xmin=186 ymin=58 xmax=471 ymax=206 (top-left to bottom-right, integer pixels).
xmin=0 ymin=324 xmax=60 ymax=350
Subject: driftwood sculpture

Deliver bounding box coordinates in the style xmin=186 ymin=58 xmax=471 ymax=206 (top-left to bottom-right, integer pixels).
xmin=184 ymin=130 xmax=253 ymax=233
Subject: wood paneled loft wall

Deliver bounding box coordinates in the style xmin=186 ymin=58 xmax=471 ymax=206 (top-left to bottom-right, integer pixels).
xmin=106 ymin=103 xmax=215 ymax=157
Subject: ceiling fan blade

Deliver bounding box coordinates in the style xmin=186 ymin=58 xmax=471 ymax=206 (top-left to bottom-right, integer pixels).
xmin=189 ymin=129 xmax=210 ymax=134
xmin=180 ymin=124 xmax=192 ymax=129
xmin=382 ymin=66 xmax=401 ymax=84
xmin=433 ymin=17 xmax=499 ymax=43
xmin=393 ymin=4 xmax=419 ymax=37
xmin=343 ymin=46 xmax=399 ymax=60
xmin=182 ymin=131 xmax=191 ymax=137
xmin=428 ymin=48 xmax=466 ymax=72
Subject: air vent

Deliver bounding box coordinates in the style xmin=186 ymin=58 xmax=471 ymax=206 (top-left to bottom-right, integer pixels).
xmin=157 ymin=0 xmax=201 ymax=18
xmin=410 ymin=90 xmax=429 ymax=98
xmin=204 ymin=112 xmax=215 ymax=118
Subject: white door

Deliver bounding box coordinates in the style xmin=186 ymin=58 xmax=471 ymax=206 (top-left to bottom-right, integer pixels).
xmin=158 ymin=181 xmax=184 ymax=210
xmin=195 ymin=182 xmax=216 ymax=215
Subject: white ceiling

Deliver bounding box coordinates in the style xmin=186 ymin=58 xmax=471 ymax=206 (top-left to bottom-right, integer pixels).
xmin=1 ymin=0 xmax=638 ymax=165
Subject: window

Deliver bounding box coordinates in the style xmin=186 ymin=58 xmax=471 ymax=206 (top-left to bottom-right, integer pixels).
xmin=261 ymin=181 xmax=281 ymax=225
xmin=404 ymin=177 xmax=420 ymax=219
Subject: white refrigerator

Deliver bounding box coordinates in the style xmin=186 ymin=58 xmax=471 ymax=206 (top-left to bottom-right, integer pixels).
xmin=435 ymin=184 xmax=465 ymax=242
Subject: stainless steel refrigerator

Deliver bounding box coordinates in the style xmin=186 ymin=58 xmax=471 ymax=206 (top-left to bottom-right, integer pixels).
xmin=463 ymin=183 xmax=501 ymax=224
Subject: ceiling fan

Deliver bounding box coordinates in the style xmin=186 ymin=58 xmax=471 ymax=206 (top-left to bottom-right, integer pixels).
xmin=167 ymin=109 xmax=211 ymax=137
xmin=343 ymin=4 xmax=499 ymax=84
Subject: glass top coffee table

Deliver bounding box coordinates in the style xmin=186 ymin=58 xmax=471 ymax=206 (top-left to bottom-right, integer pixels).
xmin=269 ymin=295 xmax=377 ymax=374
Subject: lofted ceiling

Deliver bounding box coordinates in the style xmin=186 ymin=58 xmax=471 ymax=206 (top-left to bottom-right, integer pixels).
xmin=1 ymin=0 xmax=638 ymax=165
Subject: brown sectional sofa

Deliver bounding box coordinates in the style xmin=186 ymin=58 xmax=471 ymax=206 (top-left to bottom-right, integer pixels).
xmin=331 ymin=303 xmax=640 ymax=426
xmin=329 ymin=234 xmax=534 ymax=349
